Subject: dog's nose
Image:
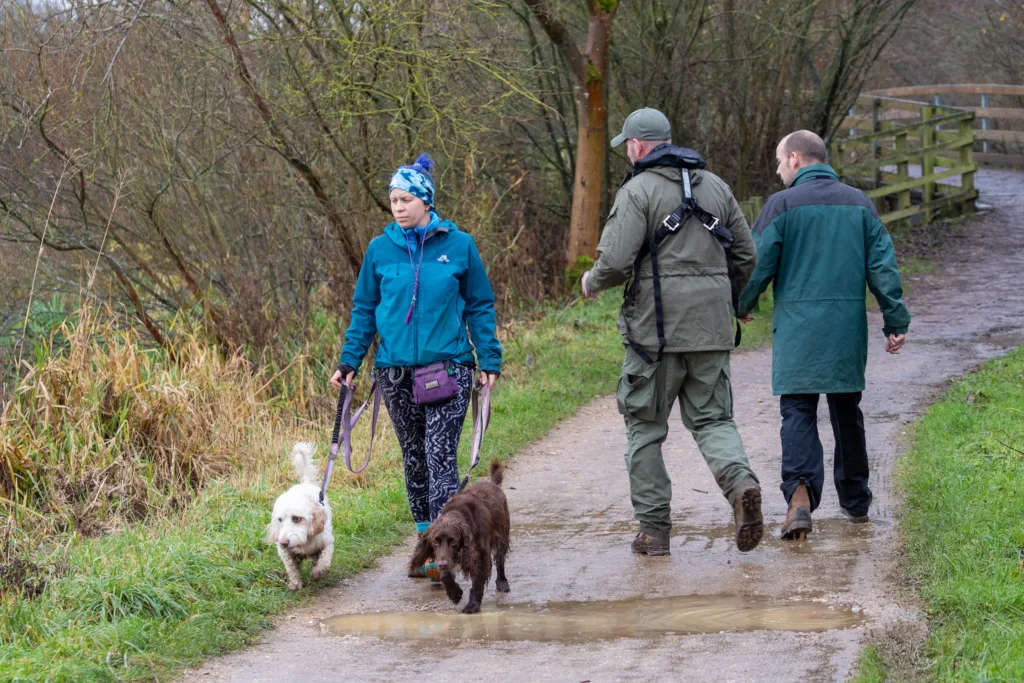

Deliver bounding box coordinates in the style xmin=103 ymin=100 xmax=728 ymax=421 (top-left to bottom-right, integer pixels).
xmin=437 ymin=560 xmax=449 ymax=569
xmin=280 ymin=539 xmax=290 ymax=548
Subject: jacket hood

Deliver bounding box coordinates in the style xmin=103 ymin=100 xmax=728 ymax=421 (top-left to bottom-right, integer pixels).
xmin=633 ymin=144 xmax=706 ymax=172
xmin=384 ymin=216 xmax=456 ymax=248
xmin=624 ymin=144 xmax=707 ymax=186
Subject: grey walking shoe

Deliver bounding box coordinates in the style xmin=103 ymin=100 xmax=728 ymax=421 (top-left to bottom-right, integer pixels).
xmin=631 ymin=531 xmax=670 ymax=556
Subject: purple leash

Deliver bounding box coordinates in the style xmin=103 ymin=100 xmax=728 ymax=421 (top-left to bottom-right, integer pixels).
xmin=459 ymin=381 xmax=492 ymax=490
xmin=319 ymin=381 xmax=382 ymax=505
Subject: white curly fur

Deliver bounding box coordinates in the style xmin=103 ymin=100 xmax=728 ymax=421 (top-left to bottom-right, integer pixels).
xmin=265 ymin=442 xmax=334 ymax=590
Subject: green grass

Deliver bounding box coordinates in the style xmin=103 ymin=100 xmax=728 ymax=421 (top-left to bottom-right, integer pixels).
xmin=739 ymin=287 xmax=774 ymax=348
xmin=898 ymin=257 xmax=938 ymax=277
xmin=850 ymin=645 xmax=889 ymax=683
xmin=858 ymin=347 xmax=1024 ymax=682
xmin=0 ymin=290 xmax=774 ymax=681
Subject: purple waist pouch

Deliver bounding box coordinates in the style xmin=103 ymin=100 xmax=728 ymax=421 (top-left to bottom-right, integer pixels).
xmin=412 ymin=361 xmax=460 ymax=405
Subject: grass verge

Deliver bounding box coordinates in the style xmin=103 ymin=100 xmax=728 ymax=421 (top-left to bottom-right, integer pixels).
xmin=854 ymin=346 xmax=1024 ymax=682
xmin=0 ymin=290 xmax=773 ymax=681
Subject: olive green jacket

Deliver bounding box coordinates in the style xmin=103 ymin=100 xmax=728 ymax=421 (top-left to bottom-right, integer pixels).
xmin=588 ymin=148 xmax=756 ymax=353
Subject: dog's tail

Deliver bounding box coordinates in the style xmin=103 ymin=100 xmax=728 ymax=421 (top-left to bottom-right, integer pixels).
xmin=290 ymin=442 xmax=319 ymax=485
xmin=489 ymin=461 xmax=504 ymax=487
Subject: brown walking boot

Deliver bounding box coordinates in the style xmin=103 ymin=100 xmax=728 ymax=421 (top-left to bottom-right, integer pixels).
xmin=631 ymin=531 xmax=670 ymax=556
xmin=781 ymin=484 xmax=813 ymax=540
xmin=733 ymin=484 xmax=764 ymax=552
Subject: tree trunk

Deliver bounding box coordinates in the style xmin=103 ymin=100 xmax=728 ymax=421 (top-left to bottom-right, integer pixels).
xmin=524 ymin=0 xmax=618 ymax=268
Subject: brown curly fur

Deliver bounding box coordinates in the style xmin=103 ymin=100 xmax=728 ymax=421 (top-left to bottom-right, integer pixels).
xmin=409 ymin=461 xmax=510 ymax=613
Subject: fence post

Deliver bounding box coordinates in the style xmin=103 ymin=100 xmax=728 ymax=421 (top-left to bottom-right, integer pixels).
xmin=871 ymin=98 xmax=882 ymax=188
xmin=871 ymin=98 xmax=883 ymax=213
xmin=980 ymin=93 xmax=990 ymax=154
xmin=831 ymin=140 xmax=844 ymax=184
xmin=896 ymin=130 xmax=911 ymax=220
xmin=921 ymin=105 xmax=936 ymax=224
xmin=959 ymin=115 xmax=976 ymax=215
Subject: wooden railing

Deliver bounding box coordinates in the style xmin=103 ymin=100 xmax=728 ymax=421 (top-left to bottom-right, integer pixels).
xmin=735 ymin=84 xmax=1021 ymax=227
xmin=833 ymin=95 xmax=977 ymax=225
xmin=863 ymin=84 xmax=1024 ymax=167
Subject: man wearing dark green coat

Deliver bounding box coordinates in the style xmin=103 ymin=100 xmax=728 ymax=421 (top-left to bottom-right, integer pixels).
xmin=581 ymin=108 xmax=764 ymax=557
xmin=738 ymin=130 xmax=910 ymax=540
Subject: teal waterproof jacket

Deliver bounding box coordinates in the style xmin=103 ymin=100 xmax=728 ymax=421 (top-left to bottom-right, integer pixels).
xmin=737 ymin=164 xmax=910 ymax=395
xmin=340 ymin=219 xmax=502 ymax=374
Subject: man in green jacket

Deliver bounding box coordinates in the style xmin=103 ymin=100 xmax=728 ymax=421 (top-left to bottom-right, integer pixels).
xmin=582 ymin=108 xmax=764 ymax=556
xmin=738 ymin=130 xmax=910 ymax=540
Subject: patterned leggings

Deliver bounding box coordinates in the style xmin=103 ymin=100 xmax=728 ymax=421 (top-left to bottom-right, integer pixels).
xmin=377 ymin=364 xmax=474 ymax=524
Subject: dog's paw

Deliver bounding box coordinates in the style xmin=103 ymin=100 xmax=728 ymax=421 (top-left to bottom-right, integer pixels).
xmin=287 ymin=580 xmax=303 ymax=591
xmin=495 ymin=579 xmax=510 ymax=593
xmin=310 ymin=566 xmax=329 ymax=581
xmin=461 ymin=601 xmax=481 ymax=614
xmin=446 ymin=586 xmax=464 ymax=604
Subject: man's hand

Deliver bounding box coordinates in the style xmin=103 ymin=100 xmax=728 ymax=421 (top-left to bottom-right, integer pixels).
xmin=479 ymin=371 xmax=499 ymax=389
xmin=581 ymin=270 xmax=597 ymax=299
xmin=739 ymin=314 xmax=755 ymax=324
xmin=886 ymin=333 xmax=906 ymax=355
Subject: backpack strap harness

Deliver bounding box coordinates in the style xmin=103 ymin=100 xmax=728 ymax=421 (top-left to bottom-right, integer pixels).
xmin=622 ymin=152 xmax=742 ymax=364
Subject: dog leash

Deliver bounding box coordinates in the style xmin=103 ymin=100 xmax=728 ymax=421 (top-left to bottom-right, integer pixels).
xmin=319 ymin=381 xmax=381 ymax=505
xmin=320 ymin=378 xmax=490 ymax=504
xmin=459 ymin=381 xmax=492 ymax=490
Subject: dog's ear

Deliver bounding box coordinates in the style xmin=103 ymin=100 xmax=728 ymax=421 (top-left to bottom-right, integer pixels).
xmin=265 ymin=517 xmax=282 ymax=545
xmin=452 ymin=516 xmax=481 ymax=576
xmin=409 ymin=527 xmax=434 ymax=572
xmin=310 ymin=503 xmax=327 ymax=537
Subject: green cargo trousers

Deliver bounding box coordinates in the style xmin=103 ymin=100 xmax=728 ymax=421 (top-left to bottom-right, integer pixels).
xmin=616 ymin=347 xmax=759 ymax=538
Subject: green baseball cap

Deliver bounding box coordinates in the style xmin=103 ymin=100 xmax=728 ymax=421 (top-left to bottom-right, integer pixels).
xmin=611 ymin=108 xmax=672 ymax=148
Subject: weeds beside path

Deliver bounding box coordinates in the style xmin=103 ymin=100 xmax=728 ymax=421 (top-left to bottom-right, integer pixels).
xmin=864 ymin=348 xmax=1024 ymax=681
xmin=0 ymin=291 xmax=773 ymax=682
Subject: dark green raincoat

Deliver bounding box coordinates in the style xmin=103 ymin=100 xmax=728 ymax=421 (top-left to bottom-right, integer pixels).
xmin=738 ymin=164 xmax=910 ymax=395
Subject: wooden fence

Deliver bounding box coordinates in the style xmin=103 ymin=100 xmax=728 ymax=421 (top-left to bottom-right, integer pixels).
xmin=833 ymin=95 xmax=977 ymax=225
xmin=735 ymin=84 xmax=1022 ymax=227
xmin=863 ymin=84 xmax=1024 ymax=167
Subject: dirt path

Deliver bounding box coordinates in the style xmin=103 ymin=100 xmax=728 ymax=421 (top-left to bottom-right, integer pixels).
xmin=182 ymin=169 xmax=1024 ymax=683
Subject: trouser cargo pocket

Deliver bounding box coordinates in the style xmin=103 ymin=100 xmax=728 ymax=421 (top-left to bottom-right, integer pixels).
xmin=616 ymin=348 xmax=660 ymax=422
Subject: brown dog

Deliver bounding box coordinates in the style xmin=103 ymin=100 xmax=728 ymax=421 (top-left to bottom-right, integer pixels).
xmin=410 ymin=461 xmax=510 ymax=614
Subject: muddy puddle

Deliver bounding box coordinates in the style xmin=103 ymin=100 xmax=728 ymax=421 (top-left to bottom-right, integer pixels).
xmin=322 ymin=593 xmax=862 ymax=643
xmin=516 ymin=516 xmax=881 ymax=555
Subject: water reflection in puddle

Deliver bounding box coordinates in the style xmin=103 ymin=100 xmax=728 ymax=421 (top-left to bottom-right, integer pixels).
xmin=322 ymin=593 xmax=862 ymax=643
xmin=515 ymin=517 xmax=879 ymax=555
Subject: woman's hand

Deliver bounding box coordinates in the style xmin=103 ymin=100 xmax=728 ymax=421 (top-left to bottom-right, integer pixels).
xmin=479 ymin=371 xmax=499 ymax=389
xmin=330 ymin=366 xmax=356 ymax=390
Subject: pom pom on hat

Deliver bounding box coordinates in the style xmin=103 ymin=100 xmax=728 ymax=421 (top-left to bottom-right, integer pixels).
xmin=413 ymin=153 xmax=434 ymax=174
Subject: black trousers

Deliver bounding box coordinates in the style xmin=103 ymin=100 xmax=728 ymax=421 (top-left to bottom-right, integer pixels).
xmin=779 ymin=392 xmax=872 ymax=516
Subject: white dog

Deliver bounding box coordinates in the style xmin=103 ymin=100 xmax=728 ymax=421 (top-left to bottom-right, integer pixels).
xmin=266 ymin=443 xmax=334 ymax=590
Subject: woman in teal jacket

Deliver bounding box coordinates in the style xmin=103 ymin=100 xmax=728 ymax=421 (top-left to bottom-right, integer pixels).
xmin=330 ymin=154 xmax=502 ymax=572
